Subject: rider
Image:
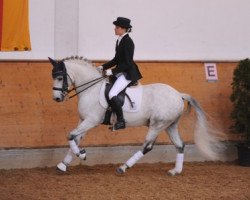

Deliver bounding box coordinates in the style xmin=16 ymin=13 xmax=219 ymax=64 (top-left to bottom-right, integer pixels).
xmin=98 ymin=17 xmax=143 ymax=130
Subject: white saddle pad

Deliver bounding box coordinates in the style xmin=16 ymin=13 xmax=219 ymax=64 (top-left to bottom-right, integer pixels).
xmin=99 ymin=81 xmax=143 ymax=113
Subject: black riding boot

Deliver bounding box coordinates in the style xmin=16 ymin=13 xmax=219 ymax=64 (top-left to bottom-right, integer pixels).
xmin=110 ymin=96 xmax=125 ymax=130
xmin=102 ymin=108 xmax=112 ymax=125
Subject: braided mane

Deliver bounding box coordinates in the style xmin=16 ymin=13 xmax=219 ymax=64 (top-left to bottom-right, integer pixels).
xmin=60 ymin=56 xmax=96 ymax=67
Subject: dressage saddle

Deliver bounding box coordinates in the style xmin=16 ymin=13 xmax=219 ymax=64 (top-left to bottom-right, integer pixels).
xmin=102 ymin=76 xmax=137 ymax=125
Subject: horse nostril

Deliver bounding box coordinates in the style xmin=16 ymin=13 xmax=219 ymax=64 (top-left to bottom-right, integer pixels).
xmin=54 ymin=97 xmax=61 ymax=102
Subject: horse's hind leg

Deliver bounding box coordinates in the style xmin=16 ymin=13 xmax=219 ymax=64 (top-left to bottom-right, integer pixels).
xmin=166 ymin=120 xmax=185 ymax=176
xmin=117 ymin=127 xmax=160 ymax=174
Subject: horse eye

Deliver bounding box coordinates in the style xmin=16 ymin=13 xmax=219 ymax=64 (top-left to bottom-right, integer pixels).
xmin=57 ymin=77 xmax=63 ymax=81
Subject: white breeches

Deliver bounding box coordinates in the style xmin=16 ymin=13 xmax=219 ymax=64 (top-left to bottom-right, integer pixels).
xmin=109 ymin=73 xmax=131 ymax=99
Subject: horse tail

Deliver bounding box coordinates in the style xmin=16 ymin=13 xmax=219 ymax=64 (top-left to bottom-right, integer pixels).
xmin=181 ymin=93 xmax=225 ymax=161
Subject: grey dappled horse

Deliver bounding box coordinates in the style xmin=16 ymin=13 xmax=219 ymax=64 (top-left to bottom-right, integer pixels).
xmin=49 ymin=57 xmax=224 ymax=176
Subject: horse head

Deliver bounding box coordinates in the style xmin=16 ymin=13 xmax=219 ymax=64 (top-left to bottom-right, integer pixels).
xmin=49 ymin=56 xmax=104 ymax=102
xmin=48 ymin=57 xmax=73 ymax=102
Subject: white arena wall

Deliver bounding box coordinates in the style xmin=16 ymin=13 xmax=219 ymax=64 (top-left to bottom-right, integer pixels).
xmin=0 ymin=0 xmax=249 ymax=61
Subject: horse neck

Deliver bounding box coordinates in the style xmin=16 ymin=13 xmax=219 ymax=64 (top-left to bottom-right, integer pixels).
xmin=66 ymin=61 xmax=104 ymax=98
xmin=66 ymin=61 xmax=101 ymax=87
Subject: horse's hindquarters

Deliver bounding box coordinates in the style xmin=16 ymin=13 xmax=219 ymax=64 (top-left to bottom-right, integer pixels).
xmin=125 ymin=83 xmax=184 ymax=127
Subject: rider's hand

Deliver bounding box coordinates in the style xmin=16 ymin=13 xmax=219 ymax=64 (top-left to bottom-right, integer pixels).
xmin=105 ymin=69 xmax=113 ymax=76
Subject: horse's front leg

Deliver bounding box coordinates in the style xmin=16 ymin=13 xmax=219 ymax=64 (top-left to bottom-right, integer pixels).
xmin=57 ymin=149 xmax=74 ymax=172
xmin=57 ymin=118 xmax=98 ymax=172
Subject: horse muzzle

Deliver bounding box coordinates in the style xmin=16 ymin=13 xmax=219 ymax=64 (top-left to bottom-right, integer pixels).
xmin=53 ymin=96 xmax=64 ymax=102
xmin=53 ymin=91 xmax=66 ymax=102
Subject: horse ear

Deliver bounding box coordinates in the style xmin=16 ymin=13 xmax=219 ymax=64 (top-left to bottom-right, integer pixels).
xmin=48 ymin=57 xmax=57 ymax=67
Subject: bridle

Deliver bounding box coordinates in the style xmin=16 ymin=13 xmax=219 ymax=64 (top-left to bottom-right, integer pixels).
xmin=52 ymin=62 xmax=106 ymax=99
xmin=52 ymin=63 xmax=70 ymax=96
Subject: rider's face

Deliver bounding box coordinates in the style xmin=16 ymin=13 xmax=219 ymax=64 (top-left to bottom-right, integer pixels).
xmin=114 ymin=26 xmax=126 ymax=36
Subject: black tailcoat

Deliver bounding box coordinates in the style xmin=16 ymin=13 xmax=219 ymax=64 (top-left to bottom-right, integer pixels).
xmin=103 ymin=34 xmax=142 ymax=81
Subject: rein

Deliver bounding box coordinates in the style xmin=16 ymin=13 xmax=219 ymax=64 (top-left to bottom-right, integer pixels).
xmin=67 ymin=76 xmax=106 ymax=99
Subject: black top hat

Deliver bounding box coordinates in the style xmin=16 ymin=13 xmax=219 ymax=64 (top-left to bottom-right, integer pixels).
xmin=113 ymin=17 xmax=132 ymax=29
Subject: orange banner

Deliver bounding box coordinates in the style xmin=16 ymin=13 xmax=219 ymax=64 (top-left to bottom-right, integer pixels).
xmin=0 ymin=0 xmax=31 ymax=51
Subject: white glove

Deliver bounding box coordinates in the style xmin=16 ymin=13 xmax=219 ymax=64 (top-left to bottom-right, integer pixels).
xmin=106 ymin=69 xmax=113 ymax=76
xmin=97 ymin=65 xmax=103 ymax=73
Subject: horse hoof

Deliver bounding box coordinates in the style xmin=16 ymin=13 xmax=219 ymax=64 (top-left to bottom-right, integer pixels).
xmin=79 ymin=153 xmax=86 ymax=160
xmin=116 ymin=167 xmax=125 ymax=175
xmin=78 ymin=149 xmax=86 ymax=160
xmin=57 ymin=162 xmax=67 ymax=172
xmin=167 ymin=169 xmax=181 ymax=176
